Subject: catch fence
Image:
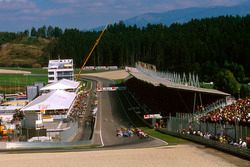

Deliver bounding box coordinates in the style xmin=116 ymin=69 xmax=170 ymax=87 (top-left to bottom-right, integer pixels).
xmin=167 ymin=113 xmax=250 ymax=142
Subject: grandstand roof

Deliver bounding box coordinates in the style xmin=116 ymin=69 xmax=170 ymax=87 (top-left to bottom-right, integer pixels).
xmin=40 ymin=79 xmax=80 ymax=91
xmin=21 ymin=90 xmax=76 ymax=111
xmin=129 ymin=71 xmax=230 ymax=96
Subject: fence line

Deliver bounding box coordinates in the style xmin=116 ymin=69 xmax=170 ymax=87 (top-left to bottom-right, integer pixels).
xmin=157 ymin=128 xmax=250 ymax=160
xmin=194 ymin=98 xmax=227 ymax=119
xmin=167 ymin=113 xmax=250 ymax=142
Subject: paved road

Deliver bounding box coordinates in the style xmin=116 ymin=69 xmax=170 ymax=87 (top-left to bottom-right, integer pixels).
xmin=87 ymin=76 xmax=166 ymax=147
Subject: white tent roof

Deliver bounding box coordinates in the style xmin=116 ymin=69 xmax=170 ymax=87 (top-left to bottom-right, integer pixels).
xmin=40 ymin=79 xmax=80 ymax=91
xmin=21 ymin=90 xmax=76 ymax=111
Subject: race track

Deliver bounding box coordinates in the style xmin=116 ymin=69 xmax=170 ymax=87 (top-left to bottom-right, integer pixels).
xmin=0 ymin=75 xmax=249 ymax=167
xmin=91 ymin=76 xmax=166 ymax=147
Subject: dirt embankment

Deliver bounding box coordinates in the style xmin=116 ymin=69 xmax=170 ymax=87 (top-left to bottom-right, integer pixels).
xmin=0 ymin=37 xmax=49 ymax=67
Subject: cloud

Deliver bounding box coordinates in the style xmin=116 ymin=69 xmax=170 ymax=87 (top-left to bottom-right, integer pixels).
xmin=0 ymin=0 xmax=39 ymax=23
xmin=0 ymin=0 xmax=248 ymax=31
xmin=0 ymin=0 xmax=36 ymax=10
xmin=59 ymin=0 xmax=247 ymax=16
xmin=208 ymin=0 xmax=245 ymax=6
xmin=50 ymin=0 xmax=80 ymax=4
xmin=41 ymin=8 xmax=75 ymax=17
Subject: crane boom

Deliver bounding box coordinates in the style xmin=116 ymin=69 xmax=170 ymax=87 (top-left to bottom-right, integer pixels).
xmin=76 ymin=25 xmax=108 ymax=80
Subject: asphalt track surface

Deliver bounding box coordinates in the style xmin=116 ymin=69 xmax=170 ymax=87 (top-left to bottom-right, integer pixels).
xmin=89 ymin=76 xmax=166 ymax=147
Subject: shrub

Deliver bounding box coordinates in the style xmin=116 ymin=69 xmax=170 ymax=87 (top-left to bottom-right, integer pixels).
xmin=32 ymin=63 xmax=42 ymax=68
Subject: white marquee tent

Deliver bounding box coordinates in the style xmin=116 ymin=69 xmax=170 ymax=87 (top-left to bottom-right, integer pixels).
xmin=40 ymin=79 xmax=80 ymax=91
xmin=21 ymin=90 xmax=76 ymax=111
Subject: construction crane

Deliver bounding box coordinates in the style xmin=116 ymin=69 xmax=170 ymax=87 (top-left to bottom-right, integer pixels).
xmin=76 ymin=25 xmax=108 ymax=80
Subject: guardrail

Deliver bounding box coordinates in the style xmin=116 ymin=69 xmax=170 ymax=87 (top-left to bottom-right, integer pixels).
xmin=0 ymin=140 xmax=93 ymax=150
xmin=157 ymin=128 xmax=250 ymax=160
xmin=167 ymin=114 xmax=250 ymax=143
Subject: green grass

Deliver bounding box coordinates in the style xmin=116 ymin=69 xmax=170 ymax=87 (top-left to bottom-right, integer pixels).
xmin=141 ymin=127 xmax=189 ymax=145
xmin=200 ymin=82 xmax=214 ymax=89
xmin=80 ymin=79 xmax=92 ymax=91
xmin=0 ymin=67 xmax=118 ymax=93
xmin=0 ymin=74 xmax=47 ymax=86
xmin=85 ymin=80 xmax=92 ymax=91
xmin=114 ymin=79 xmax=125 ymax=85
xmin=1 ymin=67 xmax=116 ymax=75
xmin=0 ymin=67 xmax=48 ymax=74
xmin=0 ymin=74 xmax=48 ymax=93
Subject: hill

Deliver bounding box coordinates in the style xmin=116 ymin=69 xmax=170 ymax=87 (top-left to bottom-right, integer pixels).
xmin=124 ymin=2 xmax=250 ymax=27
xmin=0 ymin=37 xmax=50 ymax=67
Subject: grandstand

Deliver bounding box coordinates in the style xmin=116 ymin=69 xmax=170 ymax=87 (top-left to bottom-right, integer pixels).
xmin=124 ymin=63 xmax=250 ymax=151
xmin=125 ymin=62 xmax=229 ymax=116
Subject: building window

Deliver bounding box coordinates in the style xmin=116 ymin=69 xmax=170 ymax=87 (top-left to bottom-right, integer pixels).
xmin=57 ymin=71 xmax=73 ymax=76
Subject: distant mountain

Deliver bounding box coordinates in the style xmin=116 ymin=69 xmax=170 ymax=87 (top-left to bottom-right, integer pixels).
xmin=124 ymin=2 xmax=250 ymax=27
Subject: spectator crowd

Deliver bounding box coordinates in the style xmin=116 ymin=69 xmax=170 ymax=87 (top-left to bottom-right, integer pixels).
xmin=180 ymin=128 xmax=248 ymax=148
xmin=70 ymin=91 xmax=89 ymax=118
xmin=200 ymin=97 xmax=250 ymax=126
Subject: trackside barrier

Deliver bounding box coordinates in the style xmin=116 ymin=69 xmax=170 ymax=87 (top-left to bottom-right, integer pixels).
xmin=60 ymin=121 xmax=80 ymax=142
xmin=167 ymin=113 xmax=250 ymax=143
xmin=2 ymin=140 xmax=92 ymax=150
xmin=246 ymin=136 xmax=250 ymax=149
xmin=157 ymin=128 xmax=250 ymax=160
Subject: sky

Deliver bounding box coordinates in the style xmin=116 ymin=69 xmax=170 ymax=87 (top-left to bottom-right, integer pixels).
xmin=0 ymin=0 xmax=248 ymax=32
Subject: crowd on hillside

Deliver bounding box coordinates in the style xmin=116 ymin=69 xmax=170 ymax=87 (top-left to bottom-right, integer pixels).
xmin=200 ymin=98 xmax=250 ymax=126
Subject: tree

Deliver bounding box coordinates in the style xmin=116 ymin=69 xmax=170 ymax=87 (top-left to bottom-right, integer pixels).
xmin=214 ymin=69 xmax=240 ymax=96
xmin=0 ymin=32 xmax=18 ymax=45
xmin=37 ymin=25 xmax=46 ymax=38
xmin=47 ymin=25 xmax=54 ymax=38
xmin=24 ymin=29 xmax=29 ymax=37
xmin=30 ymin=27 xmax=37 ymax=37
xmin=42 ymin=14 xmax=249 ymax=81
xmin=54 ymin=27 xmax=63 ymax=38
xmin=224 ymin=62 xmax=245 ymax=82
xmin=240 ymin=84 xmax=250 ymax=98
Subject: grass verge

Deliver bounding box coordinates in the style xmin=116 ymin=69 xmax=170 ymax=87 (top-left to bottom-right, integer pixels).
xmin=141 ymin=127 xmax=189 ymax=145
xmin=114 ymin=79 xmax=125 ymax=85
xmin=0 ymin=74 xmax=48 ymax=86
xmin=0 ymin=67 xmax=117 ymax=75
xmin=0 ymin=74 xmax=48 ymax=93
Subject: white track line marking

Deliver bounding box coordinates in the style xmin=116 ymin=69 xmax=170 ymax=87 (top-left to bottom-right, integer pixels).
xmin=99 ymin=85 xmax=104 ymax=147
